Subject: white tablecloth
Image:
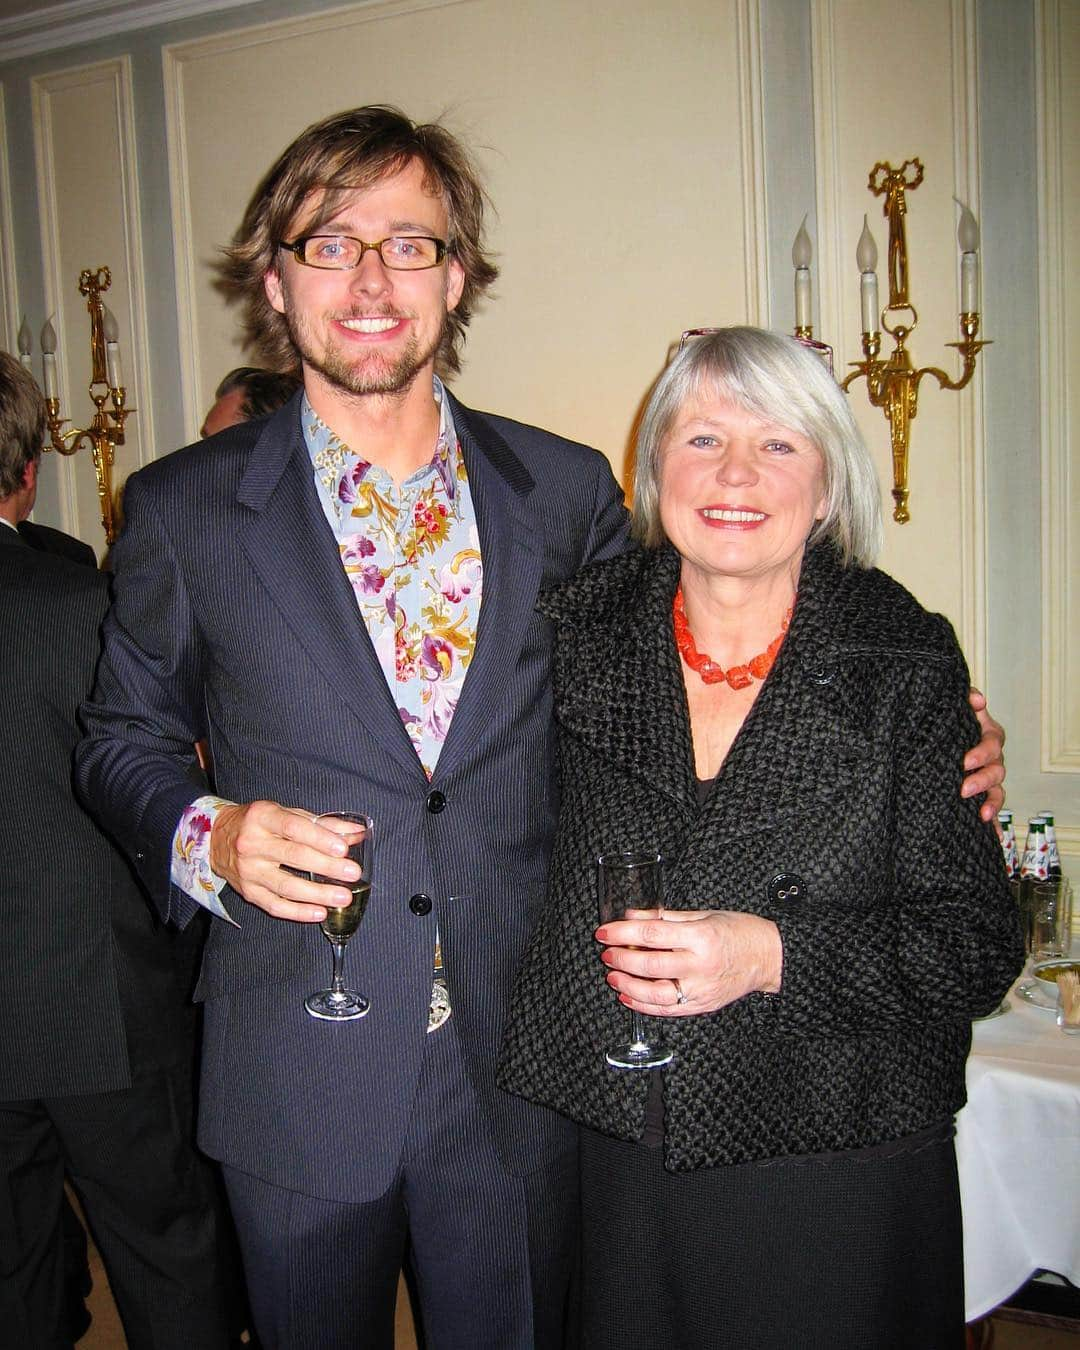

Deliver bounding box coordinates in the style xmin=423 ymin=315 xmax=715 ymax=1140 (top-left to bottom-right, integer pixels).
xmin=957 ymin=980 xmax=1080 ymax=1320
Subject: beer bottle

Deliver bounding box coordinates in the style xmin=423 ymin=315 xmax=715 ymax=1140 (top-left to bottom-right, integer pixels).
xmin=998 ymin=810 xmax=1019 ymax=880
xmin=1037 ymin=811 xmax=1062 ymax=878
xmin=1020 ymin=817 xmax=1049 ymax=882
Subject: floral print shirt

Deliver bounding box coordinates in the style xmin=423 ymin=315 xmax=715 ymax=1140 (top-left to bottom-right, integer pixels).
xmin=171 ymin=377 xmax=481 ymax=913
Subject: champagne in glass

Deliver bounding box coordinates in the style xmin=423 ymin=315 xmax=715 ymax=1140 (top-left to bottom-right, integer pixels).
xmin=597 ymin=851 xmax=673 ymax=1069
xmin=304 ymin=813 xmax=373 ymax=1021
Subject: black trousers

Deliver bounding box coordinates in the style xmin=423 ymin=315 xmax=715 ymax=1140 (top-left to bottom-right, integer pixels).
xmin=224 ymin=1024 xmax=578 ymax=1350
xmin=0 ymin=1059 xmax=232 ymax=1350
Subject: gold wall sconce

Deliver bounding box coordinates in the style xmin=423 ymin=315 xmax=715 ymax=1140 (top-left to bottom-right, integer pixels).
xmin=791 ymin=159 xmax=989 ymax=523
xmin=18 ymin=265 xmax=132 ymax=545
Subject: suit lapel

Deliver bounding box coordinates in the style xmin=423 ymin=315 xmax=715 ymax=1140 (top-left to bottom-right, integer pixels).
xmin=554 ymin=548 xmax=699 ymax=813
xmin=431 ymin=397 xmax=545 ymax=782
xmin=553 ymin=544 xmax=872 ymax=845
xmin=235 ymin=401 xmax=425 ymax=781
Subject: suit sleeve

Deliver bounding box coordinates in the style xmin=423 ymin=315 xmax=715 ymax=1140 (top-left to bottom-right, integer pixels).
xmin=765 ymin=629 xmax=1024 ymax=1033
xmin=580 ymin=450 xmax=631 ymax=568
xmin=75 ymin=473 xmax=208 ymax=927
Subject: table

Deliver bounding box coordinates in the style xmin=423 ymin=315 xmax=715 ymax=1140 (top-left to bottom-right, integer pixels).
xmin=956 ymin=977 xmax=1080 ymax=1321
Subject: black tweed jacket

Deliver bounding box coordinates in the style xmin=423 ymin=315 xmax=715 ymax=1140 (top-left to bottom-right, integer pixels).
xmin=499 ymin=542 xmax=1023 ymax=1172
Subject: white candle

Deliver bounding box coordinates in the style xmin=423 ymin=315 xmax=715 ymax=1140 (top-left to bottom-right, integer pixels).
xmin=40 ymin=317 xmax=58 ymax=399
xmin=957 ymin=202 xmax=980 ymax=313
xmin=960 ymin=253 xmax=978 ymax=313
xmin=17 ymin=316 xmax=32 ymax=369
xmin=103 ymin=306 xmax=123 ymax=388
xmin=856 ymin=215 xmax=879 ymax=335
xmin=792 ymin=216 xmax=812 ymax=328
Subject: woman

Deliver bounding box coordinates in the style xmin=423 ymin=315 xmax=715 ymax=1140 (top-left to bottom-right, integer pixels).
xmin=499 ymin=328 xmax=1023 ymax=1349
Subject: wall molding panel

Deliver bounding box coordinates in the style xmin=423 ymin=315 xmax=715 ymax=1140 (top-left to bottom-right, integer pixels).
xmin=736 ymin=0 xmax=767 ymax=325
xmin=0 ymin=90 xmax=18 ymax=353
xmin=949 ymin=0 xmax=988 ymax=681
xmin=807 ymin=0 xmax=844 ymax=358
xmin=31 ymin=55 xmax=151 ymax=545
xmin=1037 ymin=0 xmax=1078 ymax=772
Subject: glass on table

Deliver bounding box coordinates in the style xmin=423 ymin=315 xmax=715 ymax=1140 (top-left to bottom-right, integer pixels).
xmin=1031 ymin=881 xmax=1069 ymax=962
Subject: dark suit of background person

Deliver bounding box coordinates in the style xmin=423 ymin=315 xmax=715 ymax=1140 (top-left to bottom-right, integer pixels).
xmin=10 ymin=512 xmax=97 ymax=1342
xmin=0 ymin=358 xmax=233 ymax=1348
xmin=17 ymin=518 xmax=96 ymax=566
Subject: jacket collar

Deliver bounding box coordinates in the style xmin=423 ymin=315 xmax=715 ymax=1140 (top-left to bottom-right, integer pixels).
xmin=547 ymin=542 xmax=859 ymax=825
xmin=231 ymin=388 xmax=545 ymax=784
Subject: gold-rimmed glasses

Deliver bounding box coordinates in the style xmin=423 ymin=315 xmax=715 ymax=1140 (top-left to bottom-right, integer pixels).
xmin=678 ymin=327 xmax=835 ymax=377
xmin=279 ymin=235 xmax=448 ymax=271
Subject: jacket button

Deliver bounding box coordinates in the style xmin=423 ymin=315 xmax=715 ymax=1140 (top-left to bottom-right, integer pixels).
xmin=409 ymin=893 xmax=433 ymax=916
xmin=426 ymin=790 xmax=447 ymax=814
xmin=768 ymin=873 xmax=806 ymax=904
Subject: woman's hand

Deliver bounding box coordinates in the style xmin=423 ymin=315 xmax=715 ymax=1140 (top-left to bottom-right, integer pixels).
xmin=596 ymin=909 xmax=783 ymax=1017
xmin=964 ymin=688 xmax=1006 ymax=822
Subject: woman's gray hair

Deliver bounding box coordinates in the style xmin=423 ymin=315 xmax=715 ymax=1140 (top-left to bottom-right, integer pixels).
xmin=632 ymin=326 xmax=882 ymax=567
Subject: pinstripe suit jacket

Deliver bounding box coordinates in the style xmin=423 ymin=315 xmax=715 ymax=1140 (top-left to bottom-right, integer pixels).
xmin=76 ymin=390 xmax=629 ymax=1201
xmin=0 ymin=524 xmax=195 ymax=1100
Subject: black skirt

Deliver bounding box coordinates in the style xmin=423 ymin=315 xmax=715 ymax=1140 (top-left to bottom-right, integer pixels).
xmin=576 ymin=1118 xmax=965 ymax=1350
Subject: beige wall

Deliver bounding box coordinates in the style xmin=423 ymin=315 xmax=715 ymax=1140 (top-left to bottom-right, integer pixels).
xmin=1 ymin=0 xmax=1077 ymax=880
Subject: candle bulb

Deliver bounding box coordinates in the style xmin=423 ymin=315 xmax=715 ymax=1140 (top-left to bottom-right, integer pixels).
xmin=17 ymin=316 xmax=32 ymax=369
xmin=856 ymin=215 xmax=880 ymax=336
xmin=103 ymin=306 xmax=123 ymax=388
xmin=40 ymin=317 xmax=58 ymax=400
xmin=957 ymin=201 xmax=980 ymax=314
xmin=792 ymin=215 xmax=812 ymax=329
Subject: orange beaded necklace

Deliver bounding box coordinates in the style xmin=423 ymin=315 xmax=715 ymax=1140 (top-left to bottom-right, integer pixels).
xmin=672 ymin=584 xmax=793 ymax=690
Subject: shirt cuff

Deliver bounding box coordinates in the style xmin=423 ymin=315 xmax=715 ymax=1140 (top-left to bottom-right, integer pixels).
xmin=171 ymin=795 xmax=240 ymax=925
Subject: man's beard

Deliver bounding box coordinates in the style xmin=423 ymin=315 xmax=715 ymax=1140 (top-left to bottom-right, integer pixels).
xmin=286 ymin=309 xmax=442 ymax=397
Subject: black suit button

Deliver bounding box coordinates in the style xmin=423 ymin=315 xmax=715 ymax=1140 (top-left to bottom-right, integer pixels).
xmin=426 ymin=790 xmax=447 ymax=814
xmin=409 ymin=893 xmax=433 ymax=916
xmin=768 ymin=873 xmax=806 ymax=904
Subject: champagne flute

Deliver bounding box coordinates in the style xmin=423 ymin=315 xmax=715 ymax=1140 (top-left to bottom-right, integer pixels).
xmin=304 ymin=813 xmax=373 ymax=1021
xmin=597 ymin=851 xmax=673 ymax=1069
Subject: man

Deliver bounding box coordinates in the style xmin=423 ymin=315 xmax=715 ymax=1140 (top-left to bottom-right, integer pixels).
xmin=0 ymin=352 xmax=233 ymax=1349
xmin=77 ymin=106 xmax=627 ymax=1350
xmin=76 ymin=107 xmax=1005 ymax=1349
xmin=200 ymin=366 xmax=301 ymax=438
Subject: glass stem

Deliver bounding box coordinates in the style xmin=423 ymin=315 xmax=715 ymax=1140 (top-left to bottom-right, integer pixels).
xmin=630 ymin=1009 xmax=650 ymax=1049
xmin=329 ymin=939 xmax=348 ymax=996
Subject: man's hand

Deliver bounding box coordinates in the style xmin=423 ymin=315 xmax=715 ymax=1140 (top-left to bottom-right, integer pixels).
xmin=964 ymin=688 xmax=1006 ymax=822
xmin=209 ymin=801 xmax=361 ymax=922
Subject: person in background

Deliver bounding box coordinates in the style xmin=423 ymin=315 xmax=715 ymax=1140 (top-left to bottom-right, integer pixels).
xmin=501 ymin=327 xmax=1023 ymax=1350
xmin=0 ymin=351 xmax=233 ymax=1349
xmin=200 ymin=365 xmax=301 ymax=437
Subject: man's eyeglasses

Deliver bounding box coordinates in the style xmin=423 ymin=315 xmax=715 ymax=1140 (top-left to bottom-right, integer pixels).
xmin=679 ymin=327 xmax=835 ymax=378
xmin=279 ymin=235 xmax=449 ymax=272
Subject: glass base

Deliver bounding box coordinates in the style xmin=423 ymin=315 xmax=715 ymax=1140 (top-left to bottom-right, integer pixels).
xmin=605 ymin=1041 xmax=673 ymax=1070
xmin=304 ymin=988 xmax=370 ymax=1021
